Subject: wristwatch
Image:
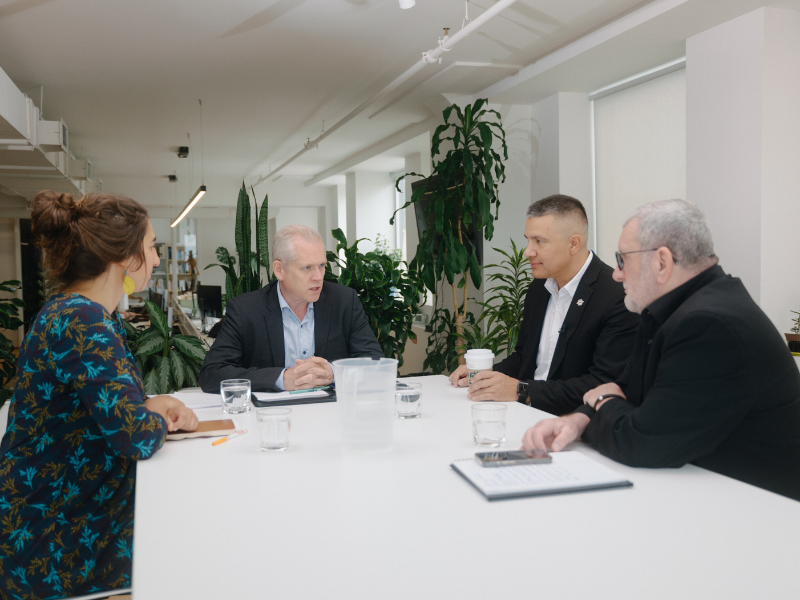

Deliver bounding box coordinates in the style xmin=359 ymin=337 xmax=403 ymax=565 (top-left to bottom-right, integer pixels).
xmin=517 ymin=381 xmax=530 ymax=405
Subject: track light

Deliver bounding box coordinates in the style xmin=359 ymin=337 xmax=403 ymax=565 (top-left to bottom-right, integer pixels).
xmin=399 ymin=0 xmax=415 ymax=8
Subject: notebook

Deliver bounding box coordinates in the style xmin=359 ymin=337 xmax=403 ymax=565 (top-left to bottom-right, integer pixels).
xmin=252 ymin=388 xmax=336 ymax=407
xmin=451 ymin=451 xmax=633 ymax=500
xmin=166 ymin=419 xmax=236 ymax=441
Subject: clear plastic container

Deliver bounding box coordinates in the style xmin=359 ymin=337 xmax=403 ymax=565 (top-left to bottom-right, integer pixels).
xmin=333 ymin=358 xmax=398 ymax=453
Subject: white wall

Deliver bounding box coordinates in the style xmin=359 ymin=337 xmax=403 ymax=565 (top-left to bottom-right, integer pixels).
xmin=686 ymin=7 xmax=800 ymax=333
xmin=0 ymin=218 xmax=21 ymax=347
xmin=594 ymin=69 xmax=687 ymax=264
xmin=353 ymin=171 xmax=395 ymax=253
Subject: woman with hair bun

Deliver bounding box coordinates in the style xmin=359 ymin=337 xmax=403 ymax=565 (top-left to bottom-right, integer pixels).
xmin=0 ymin=190 xmax=198 ymax=599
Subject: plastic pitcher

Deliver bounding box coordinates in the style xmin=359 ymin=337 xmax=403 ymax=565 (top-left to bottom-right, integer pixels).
xmin=333 ymin=358 xmax=398 ymax=453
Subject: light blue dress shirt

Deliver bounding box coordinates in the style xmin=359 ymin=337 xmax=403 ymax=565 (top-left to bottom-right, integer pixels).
xmin=274 ymin=281 xmax=315 ymax=391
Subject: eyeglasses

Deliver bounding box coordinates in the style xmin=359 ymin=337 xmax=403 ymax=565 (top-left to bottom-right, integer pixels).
xmin=615 ymin=248 xmax=678 ymax=270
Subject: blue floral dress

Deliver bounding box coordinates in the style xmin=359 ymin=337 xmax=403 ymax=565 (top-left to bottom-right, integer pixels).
xmin=0 ymin=293 xmax=167 ymax=599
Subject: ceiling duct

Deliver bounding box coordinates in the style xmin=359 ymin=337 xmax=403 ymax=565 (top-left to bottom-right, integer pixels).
xmin=38 ymin=118 xmax=68 ymax=153
xmin=69 ymin=157 xmax=92 ymax=181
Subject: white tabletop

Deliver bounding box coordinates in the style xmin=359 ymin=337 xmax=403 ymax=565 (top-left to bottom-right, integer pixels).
xmin=133 ymin=376 xmax=800 ymax=599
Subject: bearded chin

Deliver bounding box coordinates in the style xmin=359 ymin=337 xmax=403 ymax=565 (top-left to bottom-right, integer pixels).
xmin=624 ymin=295 xmax=643 ymax=314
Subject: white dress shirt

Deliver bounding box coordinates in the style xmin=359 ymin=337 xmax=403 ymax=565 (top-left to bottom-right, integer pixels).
xmin=533 ymin=251 xmax=594 ymax=381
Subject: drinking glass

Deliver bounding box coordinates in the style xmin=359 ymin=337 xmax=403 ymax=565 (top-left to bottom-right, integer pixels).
xmin=395 ymin=382 xmax=422 ymax=419
xmin=256 ymin=408 xmax=292 ymax=451
xmin=472 ymin=402 xmax=507 ymax=447
xmin=220 ymin=379 xmax=251 ymax=414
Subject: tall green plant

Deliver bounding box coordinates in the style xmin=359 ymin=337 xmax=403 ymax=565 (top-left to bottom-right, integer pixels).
xmin=392 ymin=98 xmax=507 ymax=368
xmin=0 ymin=280 xmax=25 ymax=406
xmin=122 ymin=300 xmax=207 ymax=395
xmin=205 ymin=182 xmax=273 ymax=301
xmin=324 ymin=229 xmax=426 ymax=368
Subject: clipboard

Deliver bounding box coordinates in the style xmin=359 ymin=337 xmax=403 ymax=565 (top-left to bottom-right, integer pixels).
xmin=251 ymin=387 xmax=337 ymax=407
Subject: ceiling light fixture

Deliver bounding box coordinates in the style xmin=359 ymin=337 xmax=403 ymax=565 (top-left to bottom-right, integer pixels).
xmin=399 ymin=0 xmax=415 ymax=8
xmin=172 ymin=99 xmax=207 ymax=228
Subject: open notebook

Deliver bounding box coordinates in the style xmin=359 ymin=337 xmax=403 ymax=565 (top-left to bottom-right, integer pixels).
xmin=451 ymin=451 xmax=632 ymax=500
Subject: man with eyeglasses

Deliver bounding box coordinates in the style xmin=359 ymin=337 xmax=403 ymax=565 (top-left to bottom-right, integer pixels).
xmin=450 ymin=195 xmax=639 ymax=415
xmin=522 ymin=199 xmax=800 ymax=501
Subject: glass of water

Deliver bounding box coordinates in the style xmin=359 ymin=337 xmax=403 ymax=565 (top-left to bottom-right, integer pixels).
xmin=257 ymin=408 xmax=292 ymax=451
xmin=220 ymin=379 xmax=251 ymax=414
xmin=395 ymin=382 xmax=422 ymax=419
xmin=472 ymin=402 xmax=507 ymax=447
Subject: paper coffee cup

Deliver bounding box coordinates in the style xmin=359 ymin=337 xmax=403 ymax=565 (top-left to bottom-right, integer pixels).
xmin=465 ymin=349 xmax=495 ymax=386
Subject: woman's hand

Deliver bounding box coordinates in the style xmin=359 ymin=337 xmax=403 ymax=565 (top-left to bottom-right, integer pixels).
xmin=145 ymin=395 xmax=198 ymax=431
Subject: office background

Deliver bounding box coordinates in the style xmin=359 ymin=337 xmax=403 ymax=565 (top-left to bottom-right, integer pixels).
xmin=1 ymin=0 xmax=799 ymax=374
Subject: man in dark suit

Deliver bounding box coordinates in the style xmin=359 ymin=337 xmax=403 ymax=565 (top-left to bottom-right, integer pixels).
xmin=200 ymin=225 xmax=383 ymax=393
xmin=450 ymin=195 xmax=639 ymax=415
xmin=523 ymin=199 xmax=800 ymax=501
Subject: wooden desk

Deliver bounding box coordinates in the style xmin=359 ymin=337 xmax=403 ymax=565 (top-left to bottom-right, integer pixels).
xmin=132 ymin=376 xmax=800 ymax=599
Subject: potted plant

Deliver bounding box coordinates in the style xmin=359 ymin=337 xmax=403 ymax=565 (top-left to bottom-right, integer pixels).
xmin=324 ymin=228 xmax=426 ymax=368
xmin=206 ymin=182 xmax=273 ymax=303
xmin=122 ymin=300 xmax=208 ymax=395
xmin=393 ymin=99 xmax=507 ymax=372
xmin=0 ymin=280 xmax=25 ymax=407
xmin=786 ymin=310 xmax=800 ymax=354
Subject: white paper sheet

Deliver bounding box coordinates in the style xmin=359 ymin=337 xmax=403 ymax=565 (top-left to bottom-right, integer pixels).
xmin=452 ymin=451 xmax=631 ymax=498
xmin=253 ymin=390 xmax=329 ymax=402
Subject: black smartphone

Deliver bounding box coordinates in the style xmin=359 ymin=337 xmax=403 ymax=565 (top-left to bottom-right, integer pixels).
xmin=475 ymin=449 xmax=552 ymax=467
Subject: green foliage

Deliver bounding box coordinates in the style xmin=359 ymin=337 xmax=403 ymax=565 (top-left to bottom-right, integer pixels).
xmin=791 ymin=310 xmax=800 ymax=334
xmin=325 ymin=228 xmax=426 ymax=368
xmin=423 ymin=307 xmax=477 ymax=374
xmin=374 ymin=233 xmax=401 ymax=263
xmin=466 ymin=239 xmax=533 ymax=358
xmin=205 ymin=182 xmax=274 ymax=302
xmin=122 ymin=300 xmax=207 ymax=395
xmin=392 ymin=99 xmax=507 ymax=295
xmin=0 ymin=280 xmax=25 ymax=406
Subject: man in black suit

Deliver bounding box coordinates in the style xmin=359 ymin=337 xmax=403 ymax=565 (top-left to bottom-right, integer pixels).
xmin=523 ymin=199 xmax=800 ymax=501
xmin=450 ymin=195 xmax=639 ymax=415
xmin=200 ymin=225 xmax=383 ymax=393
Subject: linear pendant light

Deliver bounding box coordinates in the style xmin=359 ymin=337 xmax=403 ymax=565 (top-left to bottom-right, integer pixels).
xmin=171 ymin=99 xmax=206 ymax=228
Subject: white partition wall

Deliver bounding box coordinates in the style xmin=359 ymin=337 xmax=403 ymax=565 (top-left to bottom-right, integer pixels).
xmin=594 ymin=69 xmax=686 ymax=264
xmin=686 ymin=7 xmax=800 ymax=333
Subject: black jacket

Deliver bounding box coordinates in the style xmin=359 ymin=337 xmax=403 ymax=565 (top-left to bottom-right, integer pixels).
xmin=579 ymin=265 xmax=800 ymax=501
xmin=199 ymin=281 xmax=383 ymax=393
xmin=494 ymin=253 xmax=639 ymax=415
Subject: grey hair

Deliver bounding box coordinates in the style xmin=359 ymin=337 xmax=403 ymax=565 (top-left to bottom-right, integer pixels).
xmin=625 ymin=199 xmax=715 ymax=266
xmin=272 ymin=225 xmax=324 ymax=265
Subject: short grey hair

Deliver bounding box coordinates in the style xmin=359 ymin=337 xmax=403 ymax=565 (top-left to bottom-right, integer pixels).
xmin=625 ymin=199 xmax=715 ymax=266
xmin=272 ymin=225 xmax=324 ymax=265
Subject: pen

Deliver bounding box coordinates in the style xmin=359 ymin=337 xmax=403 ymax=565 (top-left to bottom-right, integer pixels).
xmin=211 ymin=429 xmax=247 ymax=446
xmin=289 ymin=386 xmax=330 ymax=394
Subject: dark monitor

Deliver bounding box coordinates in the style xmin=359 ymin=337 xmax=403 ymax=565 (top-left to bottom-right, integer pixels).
xmin=196 ymin=285 xmax=223 ymax=318
xmin=148 ymin=287 xmax=154 ymax=303
xmin=411 ymin=174 xmax=484 ymax=266
xmin=152 ymin=292 xmax=164 ymax=313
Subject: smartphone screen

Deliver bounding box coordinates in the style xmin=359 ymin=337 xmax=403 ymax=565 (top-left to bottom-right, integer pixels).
xmin=475 ymin=449 xmax=552 ymax=467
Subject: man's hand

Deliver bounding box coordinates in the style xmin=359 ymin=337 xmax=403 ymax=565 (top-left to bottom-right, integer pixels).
xmin=284 ymin=356 xmax=334 ymax=391
xmin=583 ymin=382 xmax=626 ymax=409
xmin=467 ymin=371 xmax=519 ymax=402
xmin=449 ymin=364 xmax=469 ymax=387
xmin=521 ymin=413 xmax=591 ymax=452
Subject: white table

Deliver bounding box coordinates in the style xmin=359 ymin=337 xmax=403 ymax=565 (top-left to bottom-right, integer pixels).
xmin=133 ymin=376 xmax=800 ymax=599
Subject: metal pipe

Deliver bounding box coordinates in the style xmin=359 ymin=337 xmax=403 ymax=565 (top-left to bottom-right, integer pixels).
xmin=251 ymin=0 xmax=519 ymax=186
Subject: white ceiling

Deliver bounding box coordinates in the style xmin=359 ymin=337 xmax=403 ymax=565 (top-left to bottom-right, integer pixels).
xmin=0 ymin=0 xmax=797 ymax=206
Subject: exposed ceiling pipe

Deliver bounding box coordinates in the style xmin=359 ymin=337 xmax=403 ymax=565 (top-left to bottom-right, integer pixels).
xmin=250 ymin=0 xmax=519 ymax=187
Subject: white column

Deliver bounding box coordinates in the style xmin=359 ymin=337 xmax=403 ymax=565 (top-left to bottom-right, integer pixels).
xmin=345 ymin=172 xmax=357 ymax=242
xmin=686 ymin=7 xmax=800 ymax=333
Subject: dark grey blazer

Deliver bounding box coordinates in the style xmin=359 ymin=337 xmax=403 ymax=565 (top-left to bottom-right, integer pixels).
xmin=199 ymin=281 xmax=383 ymax=392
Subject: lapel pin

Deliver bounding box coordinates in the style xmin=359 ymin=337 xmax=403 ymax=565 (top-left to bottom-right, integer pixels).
xmin=577 ymin=299 xmax=584 ymax=306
